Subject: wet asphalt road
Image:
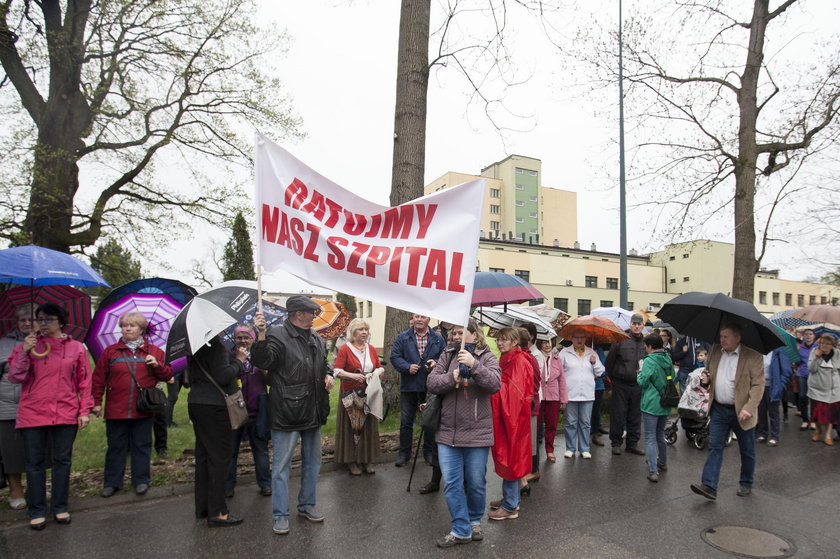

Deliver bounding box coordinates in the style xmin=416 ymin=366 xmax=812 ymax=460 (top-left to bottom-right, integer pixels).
xmin=2 ymin=418 xmax=840 ymax=558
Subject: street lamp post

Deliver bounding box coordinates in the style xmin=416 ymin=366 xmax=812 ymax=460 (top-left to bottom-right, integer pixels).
xmin=618 ymin=0 xmax=629 ymax=310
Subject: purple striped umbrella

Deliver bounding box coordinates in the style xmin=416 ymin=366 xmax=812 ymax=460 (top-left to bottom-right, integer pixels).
xmin=85 ymin=293 xmax=187 ymax=373
xmin=0 ymin=285 xmax=91 ymax=341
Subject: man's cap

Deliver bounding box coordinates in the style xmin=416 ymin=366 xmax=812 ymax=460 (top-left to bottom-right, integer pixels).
xmin=630 ymin=313 xmax=644 ymax=324
xmin=286 ymin=295 xmax=321 ymax=313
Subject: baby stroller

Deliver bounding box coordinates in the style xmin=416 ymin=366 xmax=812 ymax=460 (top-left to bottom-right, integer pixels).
xmin=664 ymin=369 xmax=731 ymax=450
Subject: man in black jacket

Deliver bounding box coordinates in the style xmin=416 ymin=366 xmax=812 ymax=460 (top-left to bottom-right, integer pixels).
xmin=252 ymin=296 xmax=335 ymax=536
xmin=605 ymin=314 xmax=647 ymax=456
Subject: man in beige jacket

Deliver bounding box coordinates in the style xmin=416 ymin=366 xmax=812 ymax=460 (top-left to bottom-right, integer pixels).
xmin=690 ymin=323 xmax=765 ymax=501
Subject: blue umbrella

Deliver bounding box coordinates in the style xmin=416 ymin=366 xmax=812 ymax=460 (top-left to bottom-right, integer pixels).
xmin=98 ymin=277 xmax=197 ymax=310
xmin=0 ymin=245 xmax=109 ymax=288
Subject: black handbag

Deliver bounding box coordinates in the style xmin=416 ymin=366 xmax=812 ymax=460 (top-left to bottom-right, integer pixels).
xmin=126 ymin=357 xmax=167 ymax=414
xmin=421 ymin=393 xmax=442 ymax=431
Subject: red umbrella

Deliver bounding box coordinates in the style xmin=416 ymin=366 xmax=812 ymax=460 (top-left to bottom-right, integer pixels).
xmin=0 ymin=285 xmax=91 ymax=341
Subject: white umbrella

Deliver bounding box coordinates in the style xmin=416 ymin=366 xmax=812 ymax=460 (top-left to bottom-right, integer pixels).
xmin=472 ymin=305 xmax=556 ymax=341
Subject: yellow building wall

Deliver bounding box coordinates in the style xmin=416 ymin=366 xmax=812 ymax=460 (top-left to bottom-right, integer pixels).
xmin=540 ymin=187 xmax=577 ymax=248
xmin=424 ymin=171 xmax=504 ymax=238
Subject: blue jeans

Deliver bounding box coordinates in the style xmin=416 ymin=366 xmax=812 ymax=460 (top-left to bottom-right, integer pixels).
xmin=501 ymin=479 xmax=520 ymax=512
xmin=437 ymin=444 xmax=490 ymax=538
xmin=757 ymin=392 xmax=780 ymax=441
xmin=399 ymin=391 xmax=433 ymax=459
xmin=701 ymin=402 xmax=756 ymax=490
xmin=104 ymin=417 xmax=153 ymax=487
xmin=21 ymin=424 xmax=77 ymax=518
xmin=642 ymin=413 xmax=667 ymax=474
xmin=564 ymin=400 xmax=593 ymax=453
xmin=228 ymin=418 xmax=271 ymax=490
xmin=676 ymin=370 xmax=689 ymax=393
xmin=271 ymin=427 xmax=321 ymax=518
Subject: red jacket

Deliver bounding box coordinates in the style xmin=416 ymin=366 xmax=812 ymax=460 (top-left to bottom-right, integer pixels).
xmin=8 ymin=335 xmax=93 ymax=428
xmin=92 ymin=340 xmax=172 ymax=420
xmin=491 ymin=347 xmax=534 ymax=481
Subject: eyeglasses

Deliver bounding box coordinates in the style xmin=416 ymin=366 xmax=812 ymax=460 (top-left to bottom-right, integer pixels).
xmin=35 ymin=317 xmax=59 ymax=324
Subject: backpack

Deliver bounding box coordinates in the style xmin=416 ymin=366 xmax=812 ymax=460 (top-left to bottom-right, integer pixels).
xmin=659 ymin=373 xmax=681 ymax=408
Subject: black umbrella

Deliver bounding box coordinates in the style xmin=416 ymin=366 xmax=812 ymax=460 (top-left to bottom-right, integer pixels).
xmin=657 ymin=292 xmax=784 ymax=354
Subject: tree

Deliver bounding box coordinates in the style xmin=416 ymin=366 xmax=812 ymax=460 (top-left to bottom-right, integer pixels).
xmin=335 ymin=292 xmax=357 ymax=320
xmin=221 ymin=212 xmax=255 ymax=282
xmin=0 ymin=0 xmax=300 ymax=254
xmin=578 ymin=0 xmax=839 ymax=301
xmin=89 ymin=237 xmax=142 ymax=298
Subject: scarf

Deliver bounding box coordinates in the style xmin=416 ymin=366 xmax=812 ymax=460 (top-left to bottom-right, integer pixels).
xmin=123 ymin=338 xmax=143 ymax=352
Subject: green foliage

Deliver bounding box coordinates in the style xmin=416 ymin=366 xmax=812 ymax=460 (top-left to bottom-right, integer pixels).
xmin=335 ymin=292 xmax=357 ymax=319
xmin=821 ymin=268 xmax=840 ymax=288
xmin=221 ymin=212 xmax=256 ymax=282
xmin=88 ymin=238 xmax=143 ymax=298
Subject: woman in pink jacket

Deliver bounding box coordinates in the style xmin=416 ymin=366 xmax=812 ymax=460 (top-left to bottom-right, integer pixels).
xmin=535 ymin=338 xmax=568 ymax=462
xmin=8 ymin=303 xmax=93 ymax=530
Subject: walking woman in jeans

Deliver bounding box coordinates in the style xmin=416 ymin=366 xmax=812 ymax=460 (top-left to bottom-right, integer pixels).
xmin=637 ymin=334 xmax=673 ymax=482
xmin=426 ymin=319 xmax=501 ymax=547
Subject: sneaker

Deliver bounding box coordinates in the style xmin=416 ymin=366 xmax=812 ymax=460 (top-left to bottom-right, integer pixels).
xmin=563 ymin=450 xmax=574 ymax=459
xmin=690 ymin=483 xmax=717 ymax=501
xmin=581 ymin=451 xmax=592 ymax=459
xmin=488 ymin=507 xmax=519 ymax=521
xmin=8 ymin=497 xmax=26 ymax=510
xmin=394 ymin=456 xmax=408 ymax=467
xmin=657 ymin=462 xmax=668 ymax=472
xmin=611 ymin=446 xmax=622 ymax=455
xmin=737 ymin=485 xmax=752 ymax=497
xmin=756 ymin=435 xmax=767 ymax=443
xmin=800 ymin=422 xmax=809 ymax=431
xmin=767 ymin=439 xmax=778 ymax=447
xmin=297 ymin=506 xmax=325 ymax=523
xmin=436 ymin=533 xmax=472 ymax=548
xmin=471 ymin=525 xmax=484 ymax=541
xmin=626 ymin=446 xmax=645 ymax=456
xmin=260 ymin=486 xmax=272 ymax=496
xmin=272 ymin=517 xmax=289 ymax=535
xmin=488 ymin=499 xmax=520 ymax=511
xmin=647 ymin=472 xmax=659 ymax=483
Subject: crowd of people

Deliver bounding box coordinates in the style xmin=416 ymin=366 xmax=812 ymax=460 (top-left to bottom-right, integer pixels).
xmin=1 ymin=298 xmax=839 ymax=546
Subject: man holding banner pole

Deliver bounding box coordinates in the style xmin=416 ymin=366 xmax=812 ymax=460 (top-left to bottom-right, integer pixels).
xmin=391 ymin=315 xmax=446 ymax=467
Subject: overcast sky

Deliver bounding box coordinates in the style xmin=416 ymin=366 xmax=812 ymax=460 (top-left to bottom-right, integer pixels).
xmin=156 ymin=0 xmax=838 ymax=291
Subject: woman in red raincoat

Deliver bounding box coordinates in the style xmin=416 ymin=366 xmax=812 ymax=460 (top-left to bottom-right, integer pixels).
xmin=489 ymin=327 xmax=534 ymax=520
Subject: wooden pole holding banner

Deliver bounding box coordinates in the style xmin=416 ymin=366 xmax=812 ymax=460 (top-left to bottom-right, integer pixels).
xmin=256 ymin=264 xmax=264 ymax=314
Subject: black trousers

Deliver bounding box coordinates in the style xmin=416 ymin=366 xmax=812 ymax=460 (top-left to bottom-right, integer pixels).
xmin=609 ymin=381 xmax=642 ymax=448
xmin=153 ymin=409 xmax=167 ymax=453
xmin=188 ymin=403 xmax=233 ymax=518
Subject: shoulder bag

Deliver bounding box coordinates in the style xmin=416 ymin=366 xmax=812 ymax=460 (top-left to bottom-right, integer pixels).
xmin=197 ymin=361 xmax=249 ymax=430
xmin=125 ymin=357 xmax=167 ymax=414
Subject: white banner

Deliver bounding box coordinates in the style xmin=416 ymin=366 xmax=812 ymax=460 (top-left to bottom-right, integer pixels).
xmin=255 ymin=133 xmax=484 ymax=326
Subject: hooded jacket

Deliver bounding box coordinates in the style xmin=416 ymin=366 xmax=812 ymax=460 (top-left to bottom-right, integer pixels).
xmin=7 ymin=335 xmax=93 ymax=428
xmin=426 ymin=344 xmax=501 ymax=448
xmin=92 ymin=340 xmax=173 ymax=420
xmin=637 ymin=350 xmax=674 ymax=416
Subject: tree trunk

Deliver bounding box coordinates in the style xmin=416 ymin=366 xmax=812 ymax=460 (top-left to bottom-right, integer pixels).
xmin=731 ymin=0 xmax=768 ymax=302
xmin=383 ymin=0 xmax=431 ymax=391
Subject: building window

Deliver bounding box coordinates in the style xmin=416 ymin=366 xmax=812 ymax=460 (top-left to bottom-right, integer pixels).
xmin=585 ymin=276 xmax=598 ymax=288
xmin=683 ymin=277 xmax=689 ymax=282
xmin=682 ymin=253 xmax=689 ymax=258
xmin=515 ymin=200 xmax=524 ymax=206
xmin=669 ymin=256 xmax=675 ymax=261
xmin=515 ymin=217 xmax=524 ymax=223
xmin=809 ymin=295 xmax=816 ymax=305
xmin=529 ymin=212 xmax=537 ymax=218
xmin=490 ymin=221 xmax=500 ymax=231
xmin=785 ymin=293 xmax=792 ymax=306
xmin=606 ymin=277 xmax=618 ymax=289
xmin=577 ymin=299 xmax=591 ymax=316
xmin=600 ymin=300 xmax=613 ymax=308
xmin=529 ymin=229 xmax=537 ymax=234
xmin=628 ymin=302 xmax=634 ymax=310
xmin=357 ymin=302 xmax=364 ymax=317
xmin=515 ymin=184 xmax=524 ymax=190
xmin=772 ymin=292 xmax=780 ymax=305
xmin=489 ymin=204 xmax=500 ymax=214
xmin=669 ymin=278 xmax=676 ymax=284
xmin=514 ymin=270 xmax=530 ymax=282
xmin=529 ymin=196 xmax=538 ymax=202
xmin=367 ymin=301 xmax=373 ymax=317
xmin=528 ymin=170 xmax=537 ymax=176
xmin=758 ymin=291 xmax=767 ymax=305
xmin=490 ymin=188 xmax=500 ymax=198
xmin=516 ymin=168 xmax=524 ymax=174
xmin=797 ymin=294 xmax=804 ymax=306
xmin=554 ymin=298 xmax=568 ymax=312
xmin=530 ymin=298 xmax=544 ymax=305
xmin=489 ymin=267 xmax=504 ymax=273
